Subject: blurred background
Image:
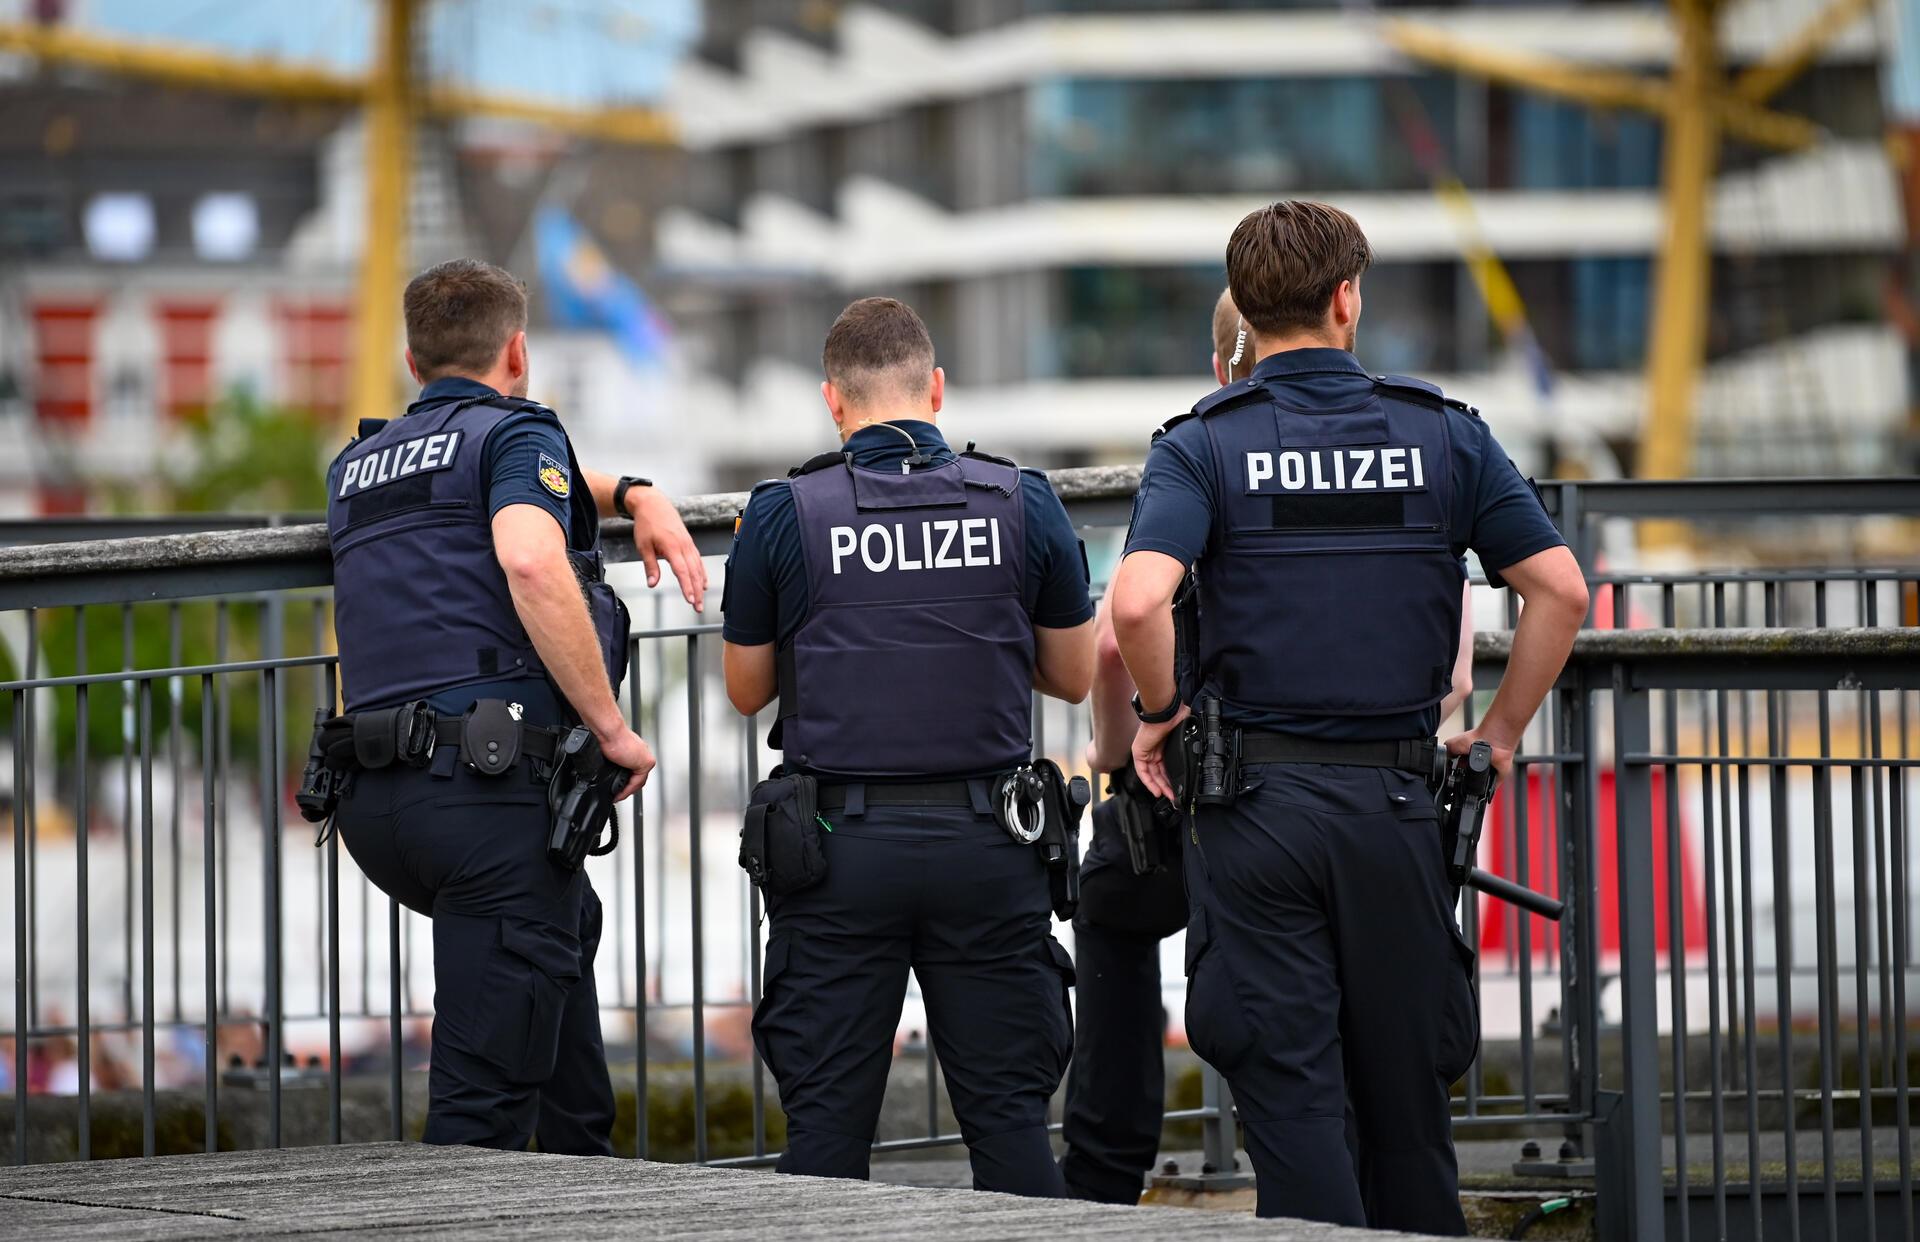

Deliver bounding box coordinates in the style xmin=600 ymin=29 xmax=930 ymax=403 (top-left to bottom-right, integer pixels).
xmin=0 ymin=0 xmax=1914 ymax=505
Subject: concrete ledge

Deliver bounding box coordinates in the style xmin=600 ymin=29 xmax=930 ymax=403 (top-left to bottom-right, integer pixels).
xmin=0 ymin=1141 xmax=1413 ymax=1239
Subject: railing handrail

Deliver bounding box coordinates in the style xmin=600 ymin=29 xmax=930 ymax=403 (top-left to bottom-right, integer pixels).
xmin=4 ymin=471 xmax=1919 ymax=610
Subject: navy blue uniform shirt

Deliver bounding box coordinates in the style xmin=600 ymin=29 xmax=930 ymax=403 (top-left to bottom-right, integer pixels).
xmin=1125 ymin=347 xmax=1565 ymax=741
xmin=406 ymin=376 xmax=573 ymax=723
xmin=723 ymin=420 xmax=1095 ymax=647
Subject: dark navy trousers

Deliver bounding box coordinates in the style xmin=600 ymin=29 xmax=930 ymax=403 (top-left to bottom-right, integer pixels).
xmin=336 ymin=758 xmax=616 ymax=1156
xmin=753 ymin=806 xmax=1074 ymax=1197
xmin=1184 ymin=761 xmax=1477 ymax=1234
xmin=1059 ymin=796 xmax=1187 ymax=1203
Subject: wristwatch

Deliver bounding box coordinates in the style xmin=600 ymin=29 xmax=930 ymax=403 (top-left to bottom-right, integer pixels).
xmin=613 ymin=475 xmax=654 ymax=517
xmin=1131 ymin=691 xmax=1181 ymax=724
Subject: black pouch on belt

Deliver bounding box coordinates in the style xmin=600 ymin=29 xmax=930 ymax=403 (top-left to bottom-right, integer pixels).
xmin=1033 ymin=758 xmax=1091 ymax=921
xmin=739 ymin=770 xmax=825 ymax=896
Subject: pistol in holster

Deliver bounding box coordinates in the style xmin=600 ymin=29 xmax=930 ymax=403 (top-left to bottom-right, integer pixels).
xmin=1108 ymin=760 xmax=1182 ymax=877
xmin=547 ymin=727 xmax=627 ymax=872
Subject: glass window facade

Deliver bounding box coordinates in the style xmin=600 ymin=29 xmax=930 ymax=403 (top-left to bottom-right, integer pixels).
xmin=1029 ymin=77 xmax=1459 ymax=197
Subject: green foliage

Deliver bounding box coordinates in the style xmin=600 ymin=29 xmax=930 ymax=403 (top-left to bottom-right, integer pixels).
xmin=607 ymin=1080 xmax=789 ymax=1162
xmin=163 ymin=392 xmax=333 ymax=515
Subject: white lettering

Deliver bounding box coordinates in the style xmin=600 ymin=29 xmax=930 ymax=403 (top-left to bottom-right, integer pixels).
xmin=894 ymin=523 xmax=923 ymax=571
xmin=1380 ymin=447 xmax=1407 ymax=488
xmin=417 ymin=433 xmax=445 ymax=470
xmin=1246 ymin=452 xmax=1274 ymax=491
xmin=830 ymin=526 xmax=857 ymax=575
xmin=1350 ymin=449 xmax=1376 ymax=489
xmin=1309 ymin=451 xmax=1330 ymax=490
xmin=990 ymin=516 xmax=1001 ymax=564
xmin=961 ymin=518 xmax=989 ymax=566
xmin=1333 ymin=448 xmax=1347 ymax=489
xmin=860 ymin=525 xmax=890 ymax=572
xmin=1410 ymin=446 xmax=1424 ymax=488
xmin=339 ymin=459 xmax=360 ymax=497
xmin=399 ymin=438 xmax=424 ymax=475
xmin=933 ymin=520 xmax=961 ymax=569
xmin=1278 ymin=451 xmax=1306 ymax=491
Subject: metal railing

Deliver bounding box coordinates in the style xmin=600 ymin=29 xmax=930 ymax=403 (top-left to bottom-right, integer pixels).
xmin=0 ymin=473 xmax=1915 ymax=1242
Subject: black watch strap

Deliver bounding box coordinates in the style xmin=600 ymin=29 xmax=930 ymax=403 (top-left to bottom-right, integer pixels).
xmin=1132 ymin=691 xmax=1181 ymax=724
xmin=613 ymin=475 xmax=654 ymax=517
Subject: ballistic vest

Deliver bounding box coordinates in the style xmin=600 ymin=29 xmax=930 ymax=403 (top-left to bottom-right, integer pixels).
xmin=325 ymin=394 xmax=629 ymax=714
xmin=1174 ymin=372 xmax=1462 ymax=721
xmin=776 ymin=450 xmax=1033 ymax=780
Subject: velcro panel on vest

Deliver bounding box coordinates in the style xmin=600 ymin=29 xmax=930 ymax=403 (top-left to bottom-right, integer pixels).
xmin=851 ymin=462 xmax=967 ymax=511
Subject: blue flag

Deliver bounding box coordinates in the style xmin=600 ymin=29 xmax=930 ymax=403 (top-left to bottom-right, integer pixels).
xmin=534 ymin=206 xmax=670 ymax=370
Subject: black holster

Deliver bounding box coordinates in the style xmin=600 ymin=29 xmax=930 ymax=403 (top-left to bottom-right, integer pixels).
xmin=1108 ymin=760 xmax=1182 ymax=877
xmin=546 ymin=727 xmax=626 ymax=872
xmin=1031 ymin=759 xmax=1090 ymax=921
xmin=1183 ymin=694 xmax=1241 ymax=808
xmin=739 ymin=770 xmax=826 ymax=896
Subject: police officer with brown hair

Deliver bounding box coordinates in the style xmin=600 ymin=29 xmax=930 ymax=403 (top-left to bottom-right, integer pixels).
xmin=1111 ymin=204 xmax=1588 ymax=1231
xmin=322 ymin=258 xmax=705 ymax=1153
xmin=722 ymin=297 xmax=1094 ymax=1195
xmin=1060 ymin=286 xmax=1477 ymax=1205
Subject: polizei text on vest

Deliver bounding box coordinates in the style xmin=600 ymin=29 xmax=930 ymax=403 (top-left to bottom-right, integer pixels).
xmin=830 ymin=517 xmax=1004 ymax=574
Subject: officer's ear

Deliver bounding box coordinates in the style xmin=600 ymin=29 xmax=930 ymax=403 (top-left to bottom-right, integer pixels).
xmin=503 ymin=331 xmax=528 ymax=382
xmin=822 ymin=379 xmax=846 ymax=431
xmin=928 ymin=366 xmax=945 ymax=414
xmin=404 ymin=348 xmax=423 ymax=385
xmin=1211 ymin=352 xmax=1228 ymax=387
xmin=1332 ymin=279 xmax=1361 ymax=330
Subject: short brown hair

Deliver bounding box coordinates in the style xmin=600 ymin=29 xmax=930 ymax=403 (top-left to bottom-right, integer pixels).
xmin=821 ymin=297 xmax=935 ymax=405
xmin=1225 ymin=201 xmax=1372 ymax=337
xmin=403 ymin=259 xmax=528 ymax=380
xmin=1211 ymin=287 xmax=1243 ymax=376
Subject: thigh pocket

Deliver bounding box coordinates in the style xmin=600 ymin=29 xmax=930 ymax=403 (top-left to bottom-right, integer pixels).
xmin=1040 ymin=935 xmax=1077 ymax=1077
xmin=1437 ymin=928 xmax=1481 ymax=1085
xmin=1183 ymin=907 xmax=1257 ymax=1075
xmin=751 ymin=935 xmax=794 ymax=1081
xmin=481 ymin=918 xmax=583 ymax=1085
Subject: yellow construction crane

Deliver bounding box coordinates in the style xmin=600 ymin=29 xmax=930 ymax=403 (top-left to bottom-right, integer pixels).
xmin=1386 ymin=0 xmax=1877 ymax=481
xmin=0 ymin=2 xmax=675 ymax=433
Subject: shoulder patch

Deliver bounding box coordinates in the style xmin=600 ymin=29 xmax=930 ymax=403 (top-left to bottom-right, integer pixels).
xmin=1191 ymin=377 xmax=1267 ymax=419
xmin=537 ymin=452 xmax=570 ymax=499
xmin=1372 ymin=373 xmax=1446 ymax=409
xmin=789 ymin=450 xmax=849 ymax=478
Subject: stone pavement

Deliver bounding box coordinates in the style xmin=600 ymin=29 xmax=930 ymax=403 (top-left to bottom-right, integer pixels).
xmin=0 ymin=1142 xmax=1417 ymax=1239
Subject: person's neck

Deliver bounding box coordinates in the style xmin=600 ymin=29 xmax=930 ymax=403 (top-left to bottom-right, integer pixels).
xmin=1251 ymin=329 xmax=1347 ymax=364
xmin=839 ymin=411 xmax=936 ymax=444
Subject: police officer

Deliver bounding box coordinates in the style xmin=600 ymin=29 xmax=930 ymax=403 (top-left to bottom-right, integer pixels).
xmin=323 ymin=258 xmax=707 ymax=1153
xmin=721 ymin=297 xmax=1095 ymax=1195
xmin=1059 ymin=286 xmax=1478 ymax=1205
xmin=1111 ymin=203 xmax=1588 ymax=1232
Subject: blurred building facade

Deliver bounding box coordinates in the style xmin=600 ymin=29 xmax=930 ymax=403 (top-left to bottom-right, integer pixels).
xmin=655 ymin=0 xmax=1913 ymax=489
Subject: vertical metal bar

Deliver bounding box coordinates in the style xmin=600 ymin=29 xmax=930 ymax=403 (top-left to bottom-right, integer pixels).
xmin=1662 ymin=684 xmax=1691 ymax=1242
xmin=1610 ymin=669 xmax=1664 ymax=1242
xmin=1515 ymin=757 xmax=1536 ymax=1113
xmin=1736 ymin=690 xmax=1764 ymax=1238
xmin=311 ymin=604 xmax=326 ymax=1021
xmin=686 ymin=632 xmax=708 ymax=1163
xmin=1767 ymin=686 xmax=1802 ymax=1242
xmin=389 ymin=896 xmax=403 ymax=1141
xmin=1890 ymin=693 xmax=1914 ymax=1241
xmin=324 ymin=659 xmax=342 ymax=1147
xmin=139 ymin=679 xmax=156 ymax=1158
xmin=12 ymin=692 xmax=26 ymax=1166
xmin=122 ymin=607 xmax=135 ymax=1023
xmin=168 ymin=605 xmax=183 ymax=1025
xmin=927 ymin=1034 xmax=940 ymax=1141
xmin=744 ymin=710 xmax=766 ymax=1159
xmin=24 ymin=611 xmax=36 ymax=1034
xmin=1813 ymin=691 xmax=1840 ymax=1239
xmin=75 ymin=614 xmax=91 ymax=1161
xmin=260 ymin=659 xmax=283 ymax=1147
xmin=628 ymin=639 xmax=647 ymax=1160
xmin=201 ymin=674 xmax=218 ymax=1155
xmin=215 ymin=603 xmax=232 ymax=1016
xmin=652 ymin=600 xmax=669 ymax=1004
xmin=1201 ymin=1066 xmax=1236 ymax=1175
xmin=1699 ymin=685 xmax=1728 ymax=1240
xmin=1850 ymin=762 xmax=1877 ymax=1242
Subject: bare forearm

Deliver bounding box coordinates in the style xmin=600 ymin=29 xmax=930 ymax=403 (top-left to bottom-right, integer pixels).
xmin=1477 ymin=596 xmax=1581 ymax=748
xmin=583 ymin=469 xmax=619 ymax=518
xmin=505 ymin=561 xmax=622 ymax=737
xmin=1088 ymin=604 xmax=1140 ymax=772
xmin=1112 ymin=606 xmax=1176 ymax=718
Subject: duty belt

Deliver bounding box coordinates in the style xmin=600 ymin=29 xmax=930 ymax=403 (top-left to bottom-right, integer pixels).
xmin=1237 ymin=731 xmax=1440 ymax=779
xmin=315 ymin=700 xmax=561 ymax=777
xmin=816 ymin=780 xmax=981 ymax=812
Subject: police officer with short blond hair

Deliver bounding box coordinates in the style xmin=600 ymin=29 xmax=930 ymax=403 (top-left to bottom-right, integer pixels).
xmin=722 ymin=297 xmax=1095 ymax=1195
